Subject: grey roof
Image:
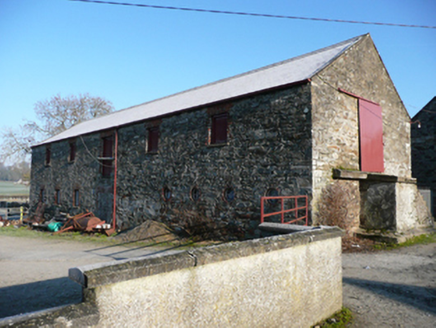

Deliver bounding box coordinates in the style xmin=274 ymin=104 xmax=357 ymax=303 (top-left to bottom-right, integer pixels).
xmin=35 ymin=34 xmax=365 ymax=147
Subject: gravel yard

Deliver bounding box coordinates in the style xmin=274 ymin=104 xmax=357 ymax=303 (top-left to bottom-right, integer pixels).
xmin=0 ymin=234 xmax=435 ymax=326
xmin=342 ymin=242 xmax=436 ymax=327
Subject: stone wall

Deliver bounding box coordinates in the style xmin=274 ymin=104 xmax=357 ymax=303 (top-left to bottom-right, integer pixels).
xmin=30 ymin=85 xmax=313 ymax=234
xmin=411 ymin=97 xmax=436 ymax=216
xmin=333 ymin=170 xmax=433 ymax=233
xmin=311 ymin=34 xmax=411 ymax=224
xmin=360 ymin=181 xmax=396 ymax=230
xmin=30 ymin=134 xmax=114 ymax=220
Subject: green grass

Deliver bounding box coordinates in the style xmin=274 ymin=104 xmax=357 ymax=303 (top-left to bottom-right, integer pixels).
xmin=0 ymin=225 xmax=114 ymax=244
xmin=0 ymin=224 xmax=197 ymax=249
xmin=0 ymin=180 xmax=29 ymax=196
xmin=313 ymin=307 xmax=353 ymax=328
xmin=373 ymin=232 xmax=436 ymax=251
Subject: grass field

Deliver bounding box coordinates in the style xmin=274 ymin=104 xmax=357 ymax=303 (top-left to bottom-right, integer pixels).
xmin=0 ymin=181 xmax=30 ymax=196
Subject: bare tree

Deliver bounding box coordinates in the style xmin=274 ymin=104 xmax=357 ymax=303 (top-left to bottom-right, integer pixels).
xmin=0 ymin=93 xmax=114 ymax=164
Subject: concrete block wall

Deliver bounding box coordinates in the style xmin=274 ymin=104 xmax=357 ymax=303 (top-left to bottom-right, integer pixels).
xmin=1 ymin=228 xmax=343 ymax=327
xmin=72 ymin=227 xmax=343 ymax=328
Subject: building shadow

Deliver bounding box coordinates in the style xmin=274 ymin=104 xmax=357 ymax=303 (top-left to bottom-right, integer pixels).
xmin=343 ymin=277 xmax=436 ymax=315
xmin=0 ymin=278 xmax=82 ymax=319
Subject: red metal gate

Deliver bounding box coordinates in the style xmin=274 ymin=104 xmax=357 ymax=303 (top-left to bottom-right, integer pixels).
xmin=260 ymin=195 xmax=308 ymax=225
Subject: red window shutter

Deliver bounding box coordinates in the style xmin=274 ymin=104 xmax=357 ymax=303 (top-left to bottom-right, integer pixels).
xmin=359 ymin=99 xmax=384 ymax=173
xmin=211 ymin=113 xmax=228 ymax=144
xmin=55 ymin=189 xmax=61 ymax=205
xmin=148 ymin=127 xmax=159 ymax=153
xmin=102 ymin=136 xmax=113 ymax=176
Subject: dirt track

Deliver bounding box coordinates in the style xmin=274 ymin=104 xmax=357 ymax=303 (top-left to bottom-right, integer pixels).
xmin=0 ymin=235 xmax=180 ymax=319
xmin=0 ymin=235 xmax=435 ymax=326
xmin=342 ymin=243 xmax=436 ymax=327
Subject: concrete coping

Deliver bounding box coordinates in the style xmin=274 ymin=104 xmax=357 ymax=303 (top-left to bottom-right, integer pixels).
xmin=69 ymin=226 xmax=343 ymax=289
xmin=332 ymin=169 xmax=416 ymax=184
xmin=258 ymin=223 xmax=321 ymax=234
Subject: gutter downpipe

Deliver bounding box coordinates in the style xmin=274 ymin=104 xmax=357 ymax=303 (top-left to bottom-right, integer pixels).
xmin=107 ymin=129 xmax=118 ymax=236
xmin=113 ymin=129 xmax=118 ymax=231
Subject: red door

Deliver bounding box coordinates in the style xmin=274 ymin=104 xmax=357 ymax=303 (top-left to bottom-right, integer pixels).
xmin=359 ymin=99 xmax=384 ymax=173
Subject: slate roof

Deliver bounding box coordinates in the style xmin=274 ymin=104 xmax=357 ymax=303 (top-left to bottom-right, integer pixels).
xmin=35 ymin=34 xmax=365 ymax=147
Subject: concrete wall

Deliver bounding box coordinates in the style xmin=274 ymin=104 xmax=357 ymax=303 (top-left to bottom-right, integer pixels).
xmin=0 ymin=228 xmax=343 ymax=327
xmin=71 ymin=228 xmax=342 ymax=328
xmin=396 ymin=182 xmax=433 ymax=232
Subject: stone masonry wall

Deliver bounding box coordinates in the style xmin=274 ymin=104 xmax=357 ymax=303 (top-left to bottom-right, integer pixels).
xmin=411 ymin=97 xmax=436 ymax=216
xmin=116 ymin=85 xmax=312 ymax=233
xmin=311 ymin=34 xmax=411 ymax=224
xmin=30 ymin=85 xmax=313 ymax=234
xmin=30 ymin=134 xmax=113 ymax=219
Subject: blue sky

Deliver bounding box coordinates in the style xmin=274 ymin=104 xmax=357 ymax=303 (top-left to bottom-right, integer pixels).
xmin=0 ymin=0 xmax=435 ymax=133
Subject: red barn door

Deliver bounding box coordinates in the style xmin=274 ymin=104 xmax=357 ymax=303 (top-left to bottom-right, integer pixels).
xmin=359 ymin=99 xmax=384 ymax=173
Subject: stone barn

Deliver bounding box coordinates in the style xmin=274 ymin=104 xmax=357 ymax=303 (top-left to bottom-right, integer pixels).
xmin=30 ymin=33 xmax=432 ymax=237
xmin=411 ymin=96 xmax=436 ymax=217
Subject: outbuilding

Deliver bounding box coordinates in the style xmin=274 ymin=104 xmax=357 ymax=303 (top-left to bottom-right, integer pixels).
xmin=30 ymin=34 xmax=433 ymax=237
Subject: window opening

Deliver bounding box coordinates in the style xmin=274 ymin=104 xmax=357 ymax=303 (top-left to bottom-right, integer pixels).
xmin=266 ymin=188 xmax=279 ymax=205
xmin=162 ymin=186 xmax=172 ymax=201
xmin=69 ymin=140 xmax=76 ymax=162
xmin=45 ymin=145 xmax=51 ymax=166
xmin=39 ymin=188 xmax=45 ymax=203
xmin=73 ymin=189 xmax=80 ymax=207
xmin=147 ymin=126 xmax=159 ymax=153
xmin=223 ymin=187 xmax=235 ymax=203
xmin=101 ymin=136 xmax=113 ymax=177
xmin=190 ymin=187 xmax=200 ymax=202
xmin=211 ymin=113 xmax=228 ymax=144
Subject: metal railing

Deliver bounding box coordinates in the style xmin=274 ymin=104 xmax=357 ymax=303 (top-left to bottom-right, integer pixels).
xmin=260 ymin=195 xmax=308 ymax=225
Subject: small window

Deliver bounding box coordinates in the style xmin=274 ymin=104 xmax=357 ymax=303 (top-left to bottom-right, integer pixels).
xmin=73 ymin=189 xmax=80 ymax=207
xmin=223 ymin=187 xmax=235 ymax=203
xmin=190 ymin=187 xmax=200 ymax=202
xmin=266 ymin=188 xmax=279 ymax=205
xmin=101 ymin=136 xmax=113 ymax=177
xmin=54 ymin=189 xmax=61 ymax=205
xmin=211 ymin=113 xmax=228 ymax=145
xmin=162 ymin=186 xmax=172 ymax=201
xmin=147 ymin=127 xmax=159 ymax=153
xmin=39 ymin=188 xmax=45 ymax=203
xmin=69 ymin=140 xmax=76 ymax=162
xmin=45 ymin=145 xmax=51 ymax=166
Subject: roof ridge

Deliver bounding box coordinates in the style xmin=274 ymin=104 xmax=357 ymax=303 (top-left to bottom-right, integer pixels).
xmin=34 ymin=34 xmax=367 ymax=147
xmin=122 ymin=34 xmax=365 ymax=112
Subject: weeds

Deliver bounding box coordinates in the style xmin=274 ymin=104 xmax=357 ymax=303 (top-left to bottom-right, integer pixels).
xmin=373 ymin=232 xmax=436 ymax=251
xmin=313 ymin=307 xmax=353 ymax=327
xmin=317 ymin=181 xmax=355 ymax=235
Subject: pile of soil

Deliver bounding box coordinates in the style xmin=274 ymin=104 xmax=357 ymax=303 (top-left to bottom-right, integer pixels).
xmin=342 ymin=236 xmax=378 ymax=253
xmin=112 ymin=220 xmax=179 ymax=244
